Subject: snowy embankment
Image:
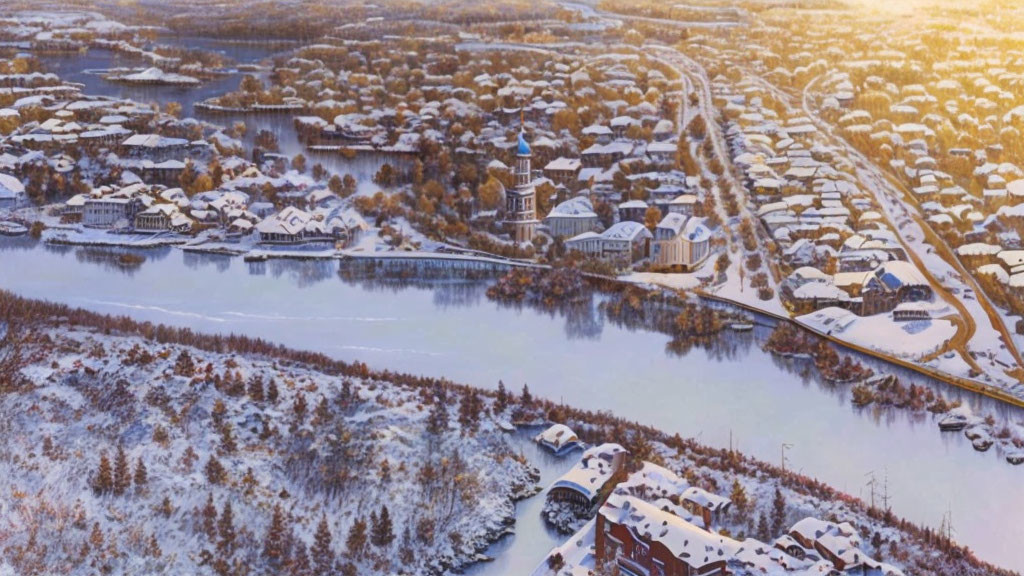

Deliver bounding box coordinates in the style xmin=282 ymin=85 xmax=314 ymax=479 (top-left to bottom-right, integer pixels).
xmin=797 ymin=307 xmax=956 ymax=360
xmin=0 ymin=325 xmax=537 ymax=576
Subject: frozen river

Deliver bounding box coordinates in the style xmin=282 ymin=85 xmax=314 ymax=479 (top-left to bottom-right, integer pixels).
xmin=0 ymin=241 xmax=1021 ymax=572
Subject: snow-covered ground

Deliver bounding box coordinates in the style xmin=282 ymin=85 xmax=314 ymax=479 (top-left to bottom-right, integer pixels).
xmin=797 ymin=307 xmax=956 ymax=360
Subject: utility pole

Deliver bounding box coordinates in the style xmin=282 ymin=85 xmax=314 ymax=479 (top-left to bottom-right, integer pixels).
xmin=882 ymin=467 xmax=890 ymax=512
xmin=864 ymin=470 xmax=877 ymax=510
xmin=945 ymin=503 xmax=954 ymax=543
xmin=780 ymin=442 xmax=792 ymax=474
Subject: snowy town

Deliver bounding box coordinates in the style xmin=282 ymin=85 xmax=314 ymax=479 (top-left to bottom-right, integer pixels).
xmin=0 ymin=0 xmax=1023 ymax=575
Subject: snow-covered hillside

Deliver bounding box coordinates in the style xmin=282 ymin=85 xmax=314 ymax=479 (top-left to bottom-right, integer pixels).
xmin=0 ymin=324 xmax=536 ymax=575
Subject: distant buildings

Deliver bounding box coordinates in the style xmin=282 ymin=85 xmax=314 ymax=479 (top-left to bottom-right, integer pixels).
xmin=255 ymin=205 xmax=367 ymax=245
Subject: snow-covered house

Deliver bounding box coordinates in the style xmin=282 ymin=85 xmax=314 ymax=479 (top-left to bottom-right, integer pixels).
xmin=255 ymin=206 xmax=315 ymax=244
xmin=134 ymin=203 xmax=193 ymax=233
xmin=120 ymin=133 xmax=190 ymax=161
xmin=547 ymin=443 xmax=628 ymax=510
xmin=861 ymin=260 xmax=932 ymax=315
xmin=596 ymin=494 xmax=732 ymax=576
xmin=651 ymin=213 xmax=712 ymax=270
xmin=543 ymin=157 xmax=582 ymax=188
xmin=544 ymin=196 xmax=599 ymax=238
xmin=0 ymin=173 xmax=26 ymax=210
xmin=534 ymin=424 xmax=581 ymax=455
xmin=565 ymin=221 xmax=652 ymax=264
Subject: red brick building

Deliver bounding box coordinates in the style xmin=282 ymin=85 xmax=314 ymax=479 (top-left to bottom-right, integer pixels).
xmin=595 ymin=494 xmax=730 ymax=576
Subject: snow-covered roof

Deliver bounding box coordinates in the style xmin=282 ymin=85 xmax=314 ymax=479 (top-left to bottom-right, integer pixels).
xmin=545 ymin=157 xmax=582 ymax=172
xmin=547 ymin=196 xmax=596 ymax=218
xmin=681 ymin=486 xmax=731 ymax=513
xmin=602 ymin=220 xmax=651 ymax=242
xmin=550 ymin=443 xmax=627 ymax=501
xmin=0 ymin=173 xmax=25 ymax=198
xmin=535 ymin=424 xmax=579 ymax=450
xmin=599 ymin=494 xmax=732 ymax=570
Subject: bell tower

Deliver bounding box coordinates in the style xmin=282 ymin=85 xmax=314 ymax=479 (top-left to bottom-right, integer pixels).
xmin=504 ymin=125 xmax=538 ymax=244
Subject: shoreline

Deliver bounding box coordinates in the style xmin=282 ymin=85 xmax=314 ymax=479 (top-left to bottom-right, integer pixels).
xmin=19 ymin=231 xmax=1024 ymax=409
xmin=0 ymin=289 xmax=1014 ymax=576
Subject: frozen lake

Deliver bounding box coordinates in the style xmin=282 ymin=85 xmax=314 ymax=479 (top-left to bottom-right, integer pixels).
xmin=0 ymin=241 xmax=1021 ymax=572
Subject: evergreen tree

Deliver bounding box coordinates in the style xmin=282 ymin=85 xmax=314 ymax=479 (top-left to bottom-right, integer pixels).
xmin=313 ymin=396 xmax=332 ymax=426
xmin=248 ymin=376 xmax=264 ymax=402
xmin=159 ymin=495 xmax=173 ymax=518
xmin=211 ymin=399 xmax=227 ymax=429
xmin=756 ymin=512 xmax=771 ymax=541
xmin=202 ymin=493 xmax=218 ymax=539
xmin=338 ymin=379 xmax=354 ymax=412
xmin=242 ymin=467 xmax=257 ymax=495
xmin=426 ymin=389 xmax=448 ymax=435
xmin=495 ymin=380 xmax=509 ymax=413
xmin=89 ymin=522 xmax=104 ymax=550
xmin=729 ymin=478 xmax=748 ymax=516
xmin=311 ymin=513 xmax=335 ymax=575
xmin=371 ymin=505 xmax=395 ymax=549
xmin=113 ymin=445 xmax=130 ymax=496
xmin=267 ymin=379 xmax=279 ymax=403
xmin=263 ymin=504 xmax=287 ymax=566
xmin=205 ymin=456 xmax=226 ymax=484
xmin=771 ymin=486 xmax=787 ymax=535
xmin=218 ymin=501 xmax=236 ymax=556
xmin=174 ymin=350 xmax=195 ymax=376
xmin=398 ymin=526 xmax=415 ymax=565
xmin=148 ymin=532 xmax=162 ymax=558
xmin=461 ymin=390 xmax=486 ymax=435
xmin=93 ymin=451 xmax=113 ymax=495
xmin=520 ymin=384 xmax=533 ymax=408
xmin=293 ymin=393 xmax=308 ymax=425
xmin=220 ymin=425 xmax=237 ymax=453
xmin=345 ymin=517 xmax=368 ymax=558
xmin=133 ymin=458 xmax=148 ymax=488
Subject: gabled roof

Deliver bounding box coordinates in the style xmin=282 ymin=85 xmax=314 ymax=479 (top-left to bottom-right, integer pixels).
xmin=599 ymin=494 xmax=732 ymax=569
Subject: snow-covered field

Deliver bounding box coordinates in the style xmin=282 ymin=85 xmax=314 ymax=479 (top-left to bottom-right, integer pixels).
xmin=797 ymin=307 xmax=956 ymax=360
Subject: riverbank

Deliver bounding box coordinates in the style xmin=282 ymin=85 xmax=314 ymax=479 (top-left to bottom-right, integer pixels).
xmin=0 ymin=290 xmax=1014 ymax=576
xmin=24 ymin=227 xmax=1024 ymax=447
xmin=1 ymin=240 xmax=1022 ymax=570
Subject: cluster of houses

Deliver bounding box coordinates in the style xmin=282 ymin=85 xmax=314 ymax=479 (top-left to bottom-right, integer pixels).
xmin=57 ymin=179 xmax=368 ymax=246
xmin=816 ymin=59 xmax=1024 ymax=300
xmin=542 ymin=186 xmax=712 ymax=270
xmin=244 ymin=38 xmax=712 ymax=256
xmin=533 ymin=423 xmax=903 ymax=576
xmin=722 ymin=92 xmax=936 ymax=318
xmin=0 ymin=36 xmax=376 ymax=248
